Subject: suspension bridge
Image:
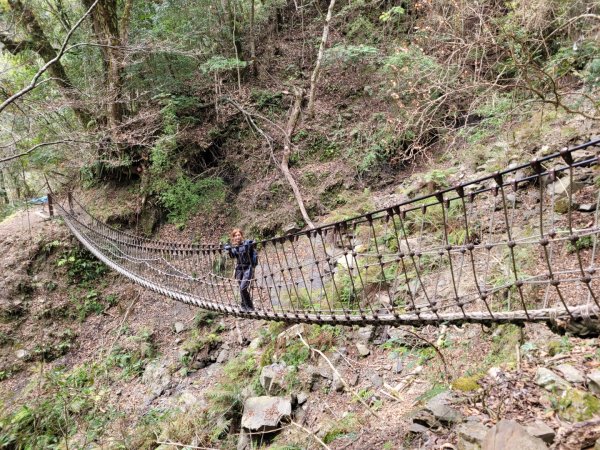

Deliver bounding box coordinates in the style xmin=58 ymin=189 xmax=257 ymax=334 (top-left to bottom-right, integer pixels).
xmin=50 ymin=139 xmax=600 ymax=328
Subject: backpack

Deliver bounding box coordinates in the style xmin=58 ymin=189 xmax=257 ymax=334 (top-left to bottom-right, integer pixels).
xmin=251 ymin=246 xmax=259 ymax=267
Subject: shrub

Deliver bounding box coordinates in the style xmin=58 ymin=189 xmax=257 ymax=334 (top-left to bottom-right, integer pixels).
xmin=57 ymin=246 xmax=107 ymax=284
xmin=159 ymin=175 xmax=226 ymax=225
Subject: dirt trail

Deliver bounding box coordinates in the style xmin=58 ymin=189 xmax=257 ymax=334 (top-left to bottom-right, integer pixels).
xmin=0 ymin=206 xmax=49 ymax=241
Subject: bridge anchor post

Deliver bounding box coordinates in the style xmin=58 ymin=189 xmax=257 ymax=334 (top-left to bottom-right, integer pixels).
xmin=47 ymin=193 xmax=54 ymax=217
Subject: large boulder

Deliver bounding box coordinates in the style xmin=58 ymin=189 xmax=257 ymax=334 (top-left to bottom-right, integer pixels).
xmin=241 ymin=396 xmax=292 ymax=431
xmin=482 ymin=420 xmax=547 ymax=450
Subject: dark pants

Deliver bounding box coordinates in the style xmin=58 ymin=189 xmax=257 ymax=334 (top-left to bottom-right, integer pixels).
xmin=235 ymin=265 xmax=254 ymax=310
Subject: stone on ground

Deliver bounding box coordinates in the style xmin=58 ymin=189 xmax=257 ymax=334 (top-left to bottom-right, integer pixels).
xmin=356 ymin=343 xmax=370 ymax=357
xmin=534 ymin=367 xmax=571 ymax=393
xmin=555 ymin=364 xmax=584 ymax=384
xmin=142 ymin=361 xmax=172 ymax=396
xmin=456 ymin=421 xmax=488 ymax=450
xmin=241 ymin=396 xmax=292 ymax=431
xmin=259 ymin=362 xmax=288 ymax=395
xmin=424 ymin=392 xmax=464 ymax=425
xmin=524 ymin=420 xmax=555 ymax=444
xmin=174 ymin=321 xmax=185 ymax=333
xmin=587 ymin=370 xmax=600 ymax=396
xmin=482 ymin=420 xmax=548 ymax=450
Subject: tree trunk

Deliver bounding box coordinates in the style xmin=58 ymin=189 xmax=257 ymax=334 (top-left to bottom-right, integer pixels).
xmin=306 ymin=0 xmax=336 ymax=117
xmin=0 ymin=169 xmax=8 ymax=205
xmin=82 ymin=0 xmax=128 ymax=132
xmin=249 ymin=0 xmax=257 ymax=75
xmin=4 ymin=0 xmax=92 ymax=125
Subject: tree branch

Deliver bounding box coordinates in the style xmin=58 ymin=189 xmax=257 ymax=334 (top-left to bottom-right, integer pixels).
xmin=0 ymin=0 xmax=99 ymax=116
xmin=0 ymin=139 xmax=93 ymax=164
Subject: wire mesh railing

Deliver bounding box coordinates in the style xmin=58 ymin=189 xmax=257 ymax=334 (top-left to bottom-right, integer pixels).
xmin=51 ymin=138 xmax=600 ymax=326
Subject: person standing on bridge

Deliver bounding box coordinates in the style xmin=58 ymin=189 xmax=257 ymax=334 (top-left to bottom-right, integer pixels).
xmin=223 ymin=229 xmax=257 ymax=311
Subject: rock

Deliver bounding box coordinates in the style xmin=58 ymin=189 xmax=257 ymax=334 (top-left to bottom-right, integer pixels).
xmin=524 ymin=421 xmax=555 ymax=444
xmin=142 ymin=362 xmax=172 ymax=396
xmin=555 ymin=364 xmax=584 ymax=384
xmin=409 ymin=423 xmax=430 ymax=434
xmin=488 ymin=367 xmax=503 ymax=381
xmin=368 ymin=371 xmax=383 ymax=389
xmin=534 ymin=368 xmax=571 ymax=393
xmin=336 ymin=254 xmax=355 ymax=269
xmin=15 ymin=349 xmax=28 ymax=359
xmin=260 ymin=363 xmax=288 ymax=395
xmin=555 ymin=388 xmax=600 ymax=422
xmin=587 ymin=370 xmax=600 ymax=396
xmin=483 ymin=420 xmax=547 ymax=450
xmin=456 ymin=422 xmax=488 ymax=450
xmin=393 ymin=359 xmax=404 ymax=374
xmin=356 ymin=343 xmax=370 ymax=357
xmin=178 ymin=390 xmax=205 ymax=411
xmin=554 ymin=197 xmax=577 ymax=214
xmin=595 ymin=438 xmax=600 ymax=450
xmin=348 ymin=372 xmax=359 ymax=386
xmin=505 ymin=193 xmax=520 ymax=204
xmin=283 ymin=223 xmax=301 ymax=235
xmin=216 ymin=349 xmax=229 ymax=364
xmin=425 ymin=392 xmax=463 ymax=425
xmin=332 ymin=373 xmax=344 ymax=392
xmin=241 ymin=396 xmax=292 ymax=431
xmin=356 ymin=325 xmax=374 ymax=344
xmin=248 ymin=337 xmax=262 ymax=350
xmin=297 ymin=392 xmax=308 ymax=405
xmin=547 ymin=176 xmax=583 ymax=198
xmin=174 ymin=322 xmax=186 ymax=333
xmin=376 ymin=292 xmax=392 ymax=307
xmin=578 ymin=203 xmax=597 ymax=213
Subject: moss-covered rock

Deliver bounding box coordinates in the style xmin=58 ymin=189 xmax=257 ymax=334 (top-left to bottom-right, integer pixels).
xmin=452 ymin=375 xmax=482 ymax=392
xmin=552 ymin=388 xmax=600 ymax=422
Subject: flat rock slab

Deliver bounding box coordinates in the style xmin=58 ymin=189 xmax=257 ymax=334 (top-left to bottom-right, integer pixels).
xmin=525 ymin=420 xmax=555 ymax=444
xmin=482 ymin=420 xmax=548 ymax=450
xmin=555 ymin=364 xmax=585 ymax=384
xmin=242 ymin=396 xmax=291 ymax=431
xmin=535 ymin=368 xmax=571 ymax=393
xmin=425 ymin=392 xmax=464 ymax=425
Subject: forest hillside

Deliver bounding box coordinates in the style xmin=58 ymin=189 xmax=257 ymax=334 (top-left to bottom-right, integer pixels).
xmin=1 ymin=0 xmax=600 ymax=448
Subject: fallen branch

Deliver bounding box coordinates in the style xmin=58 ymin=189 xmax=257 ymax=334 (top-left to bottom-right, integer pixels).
xmin=291 ymin=421 xmax=331 ymax=450
xmin=282 ymin=87 xmax=315 ymax=229
xmin=155 ymin=440 xmax=218 ymax=450
xmin=551 ymin=417 xmax=600 ymax=450
xmin=297 ymin=332 xmax=380 ymax=418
